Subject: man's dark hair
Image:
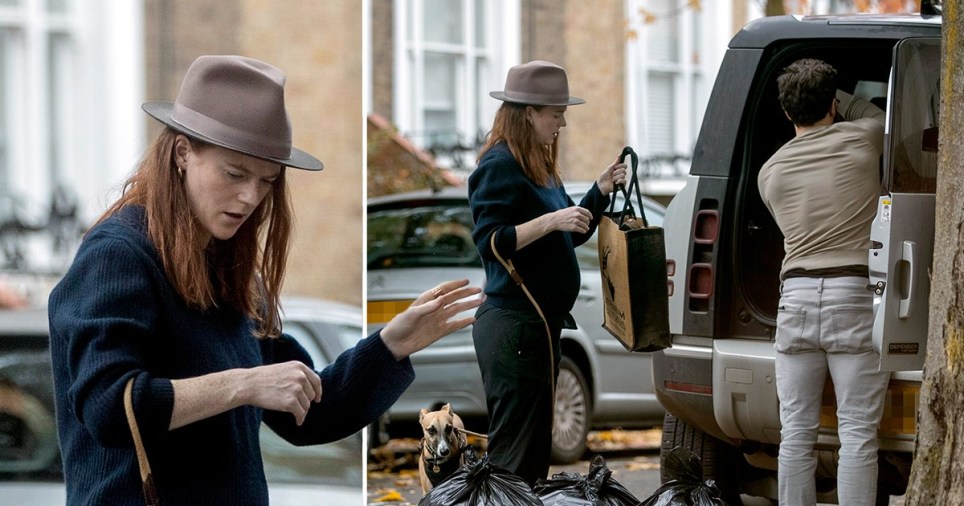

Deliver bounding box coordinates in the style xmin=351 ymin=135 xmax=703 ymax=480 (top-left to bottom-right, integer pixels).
xmin=777 ymin=58 xmax=838 ymax=127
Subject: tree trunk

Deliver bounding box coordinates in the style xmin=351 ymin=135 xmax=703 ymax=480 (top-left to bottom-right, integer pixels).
xmin=766 ymin=0 xmax=786 ymax=16
xmin=904 ymin=1 xmax=964 ymax=503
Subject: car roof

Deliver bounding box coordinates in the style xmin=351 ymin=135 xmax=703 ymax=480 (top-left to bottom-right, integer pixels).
xmin=368 ymin=182 xmax=666 ymax=211
xmin=0 ymin=300 xmax=359 ymax=337
xmin=731 ymin=13 xmax=941 ymax=50
xmin=563 ymin=181 xmax=665 ymax=211
xmin=367 ymin=186 xmax=469 ymax=208
xmin=0 ymin=308 xmax=49 ymax=334
xmin=280 ymin=296 xmax=362 ymax=324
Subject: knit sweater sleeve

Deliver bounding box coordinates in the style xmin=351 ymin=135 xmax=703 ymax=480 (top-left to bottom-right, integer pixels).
xmin=261 ymin=330 xmax=414 ymax=445
xmin=468 ymin=148 xmax=523 ymax=262
xmin=48 ymin=224 xmax=175 ymax=447
xmin=571 ymin=181 xmax=610 ymax=248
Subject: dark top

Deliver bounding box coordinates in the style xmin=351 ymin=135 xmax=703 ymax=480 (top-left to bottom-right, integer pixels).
xmin=48 ymin=205 xmax=414 ymax=505
xmin=468 ymin=142 xmax=610 ymax=320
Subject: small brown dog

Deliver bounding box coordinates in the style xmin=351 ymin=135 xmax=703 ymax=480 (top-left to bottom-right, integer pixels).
xmin=418 ymin=403 xmax=467 ymax=494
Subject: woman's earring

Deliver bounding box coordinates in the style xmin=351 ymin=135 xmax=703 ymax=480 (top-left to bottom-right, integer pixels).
xmin=177 ymin=166 xmax=184 ymax=178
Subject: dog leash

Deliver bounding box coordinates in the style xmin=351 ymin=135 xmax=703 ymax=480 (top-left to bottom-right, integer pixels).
xmin=454 ymin=427 xmax=489 ymax=440
xmin=489 ymin=232 xmax=557 ymax=407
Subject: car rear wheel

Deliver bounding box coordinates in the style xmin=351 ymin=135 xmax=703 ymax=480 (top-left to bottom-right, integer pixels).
xmin=661 ymin=411 xmax=744 ymax=505
xmin=551 ymin=356 xmax=590 ymax=464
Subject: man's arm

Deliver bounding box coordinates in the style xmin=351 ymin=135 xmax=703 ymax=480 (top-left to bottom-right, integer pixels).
xmin=837 ymin=90 xmax=884 ymax=122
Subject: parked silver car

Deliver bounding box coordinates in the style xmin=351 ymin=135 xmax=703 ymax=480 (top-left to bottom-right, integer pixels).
xmin=367 ymin=183 xmax=666 ymax=463
xmin=0 ymin=297 xmax=365 ymax=505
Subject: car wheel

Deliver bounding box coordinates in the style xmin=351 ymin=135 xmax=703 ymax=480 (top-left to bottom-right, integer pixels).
xmin=661 ymin=411 xmax=744 ymax=505
xmin=551 ymin=356 xmax=590 ymax=464
xmin=0 ymin=382 xmax=60 ymax=474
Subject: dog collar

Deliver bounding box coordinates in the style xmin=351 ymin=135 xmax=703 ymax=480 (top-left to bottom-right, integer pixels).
xmin=423 ymin=455 xmax=461 ymax=486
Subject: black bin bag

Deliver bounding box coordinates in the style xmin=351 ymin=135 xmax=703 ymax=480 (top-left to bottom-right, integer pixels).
xmin=638 ymin=446 xmax=727 ymax=506
xmin=533 ymin=455 xmax=639 ymax=506
xmin=418 ymin=447 xmax=543 ymax=506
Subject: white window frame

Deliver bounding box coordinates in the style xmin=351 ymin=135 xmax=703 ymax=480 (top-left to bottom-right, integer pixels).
xmin=0 ymin=0 xmax=143 ymax=269
xmin=624 ymin=0 xmax=731 ymax=195
xmin=392 ymin=0 xmax=519 ymax=169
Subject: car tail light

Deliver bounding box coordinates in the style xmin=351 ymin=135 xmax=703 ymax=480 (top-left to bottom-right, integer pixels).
xmin=694 ymin=210 xmax=719 ymax=244
xmin=688 ymin=204 xmax=719 ymax=313
xmin=688 ymin=263 xmax=714 ymax=300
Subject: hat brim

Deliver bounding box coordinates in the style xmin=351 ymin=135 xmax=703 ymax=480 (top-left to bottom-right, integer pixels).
xmin=488 ymin=91 xmax=585 ymax=106
xmin=142 ymin=102 xmax=324 ymax=171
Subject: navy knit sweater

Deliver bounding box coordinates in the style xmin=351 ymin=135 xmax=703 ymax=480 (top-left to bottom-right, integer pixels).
xmin=468 ymin=142 xmax=610 ymax=320
xmin=48 ymin=206 xmax=414 ymax=505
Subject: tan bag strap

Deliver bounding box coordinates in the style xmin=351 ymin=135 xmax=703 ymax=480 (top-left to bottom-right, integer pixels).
xmin=489 ymin=232 xmax=556 ymax=400
xmin=124 ymin=378 xmax=160 ymax=506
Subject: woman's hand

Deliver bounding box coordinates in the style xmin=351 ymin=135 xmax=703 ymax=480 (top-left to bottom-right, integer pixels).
xmin=169 ymin=360 xmax=323 ymax=429
xmin=596 ymin=157 xmax=628 ymax=195
xmin=546 ymin=206 xmax=593 ymax=234
xmin=380 ymin=279 xmax=483 ymax=361
xmin=515 ymin=206 xmax=592 ymax=249
xmin=239 ymin=361 xmax=323 ymax=426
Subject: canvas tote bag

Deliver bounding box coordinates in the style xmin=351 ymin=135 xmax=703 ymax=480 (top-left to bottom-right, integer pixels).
xmin=597 ymin=146 xmax=670 ymax=352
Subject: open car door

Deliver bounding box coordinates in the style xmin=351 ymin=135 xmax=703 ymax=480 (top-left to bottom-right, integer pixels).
xmin=869 ymin=37 xmax=941 ymax=372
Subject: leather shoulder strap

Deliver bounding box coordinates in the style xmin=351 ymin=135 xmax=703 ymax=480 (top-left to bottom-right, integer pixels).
xmin=489 ymin=231 xmax=556 ymax=399
xmin=124 ymin=378 xmax=160 ymax=506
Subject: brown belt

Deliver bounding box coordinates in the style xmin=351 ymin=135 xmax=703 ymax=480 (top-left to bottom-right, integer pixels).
xmin=784 ymin=265 xmax=869 ymax=279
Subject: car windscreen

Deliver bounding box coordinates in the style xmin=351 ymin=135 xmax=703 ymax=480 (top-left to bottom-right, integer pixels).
xmin=367 ymin=201 xmax=481 ymax=270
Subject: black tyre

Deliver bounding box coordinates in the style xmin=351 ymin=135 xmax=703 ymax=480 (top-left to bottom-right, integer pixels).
xmin=661 ymin=411 xmax=744 ymax=505
xmin=551 ymin=356 xmax=591 ymax=464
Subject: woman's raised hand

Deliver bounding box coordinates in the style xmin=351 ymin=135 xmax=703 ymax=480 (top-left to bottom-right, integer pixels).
xmin=596 ymin=157 xmax=628 ymax=195
xmin=379 ymin=279 xmax=483 ymax=361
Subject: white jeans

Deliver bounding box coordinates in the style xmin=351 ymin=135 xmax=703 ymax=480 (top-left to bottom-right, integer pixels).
xmin=775 ymin=276 xmax=890 ymax=506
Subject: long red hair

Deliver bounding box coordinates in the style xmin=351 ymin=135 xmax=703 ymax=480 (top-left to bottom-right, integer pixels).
xmin=478 ymin=102 xmax=561 ymax=186
xmin=97 ymin=128 xmax=291 ymax=338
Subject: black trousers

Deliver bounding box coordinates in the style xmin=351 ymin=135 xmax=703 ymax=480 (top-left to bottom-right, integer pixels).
xmin=472 ymin=302 xmax=562 ymax=486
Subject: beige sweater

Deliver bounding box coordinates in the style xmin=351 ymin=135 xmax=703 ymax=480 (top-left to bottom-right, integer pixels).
xmin=758 ymin=91 xmax=885 ymax=280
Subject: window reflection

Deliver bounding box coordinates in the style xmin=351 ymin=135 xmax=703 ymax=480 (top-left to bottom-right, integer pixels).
xmin=888 ymin=38 xmax=940 ymax=194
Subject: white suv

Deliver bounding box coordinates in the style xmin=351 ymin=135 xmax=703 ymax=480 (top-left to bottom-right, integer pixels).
xmin=652 ymin=12 xmax=941 ymax=505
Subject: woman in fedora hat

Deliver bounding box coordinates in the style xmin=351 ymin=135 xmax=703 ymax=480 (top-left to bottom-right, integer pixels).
xmin=468 ymin=60 xmax=627 ymax=485
xmin=48 ymin=55 xmax=480 ymax=505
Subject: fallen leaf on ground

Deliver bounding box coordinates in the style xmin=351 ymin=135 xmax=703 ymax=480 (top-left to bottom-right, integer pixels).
xmin=373 ymin=489 xmax=405 ymax=502
xmin=626 ymin=461 xmax=660 ymax=471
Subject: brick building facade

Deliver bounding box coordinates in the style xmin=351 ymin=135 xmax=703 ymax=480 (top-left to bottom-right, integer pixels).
xmin=144 ymin=1 xmax=365 ymax=306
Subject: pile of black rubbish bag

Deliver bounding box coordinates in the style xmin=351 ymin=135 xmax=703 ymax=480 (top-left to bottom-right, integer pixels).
xmin=418 ymin=446 xmax=728 ymax=506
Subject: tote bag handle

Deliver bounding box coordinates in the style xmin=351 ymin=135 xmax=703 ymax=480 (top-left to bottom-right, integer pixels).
xmin=607 ymin=146 xmax=650 ymax=229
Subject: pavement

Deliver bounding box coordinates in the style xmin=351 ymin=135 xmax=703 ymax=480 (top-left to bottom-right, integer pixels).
xmin=366 ymin=428 xmax=908 ymax=505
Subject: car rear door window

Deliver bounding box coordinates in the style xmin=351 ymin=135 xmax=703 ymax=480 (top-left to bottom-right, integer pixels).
xmin=368 ymin=203 xmax=480 ymax=269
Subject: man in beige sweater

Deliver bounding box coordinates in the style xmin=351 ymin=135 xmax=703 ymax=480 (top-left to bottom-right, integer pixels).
xmin=758 ymin=58 xmax=890 ymax=506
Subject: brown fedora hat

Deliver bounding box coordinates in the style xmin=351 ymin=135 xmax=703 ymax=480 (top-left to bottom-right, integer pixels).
xmin=489 ymin=60 xmax=585 ymax=106
xmin=142 ymin=55 xmax=323 ymax=171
